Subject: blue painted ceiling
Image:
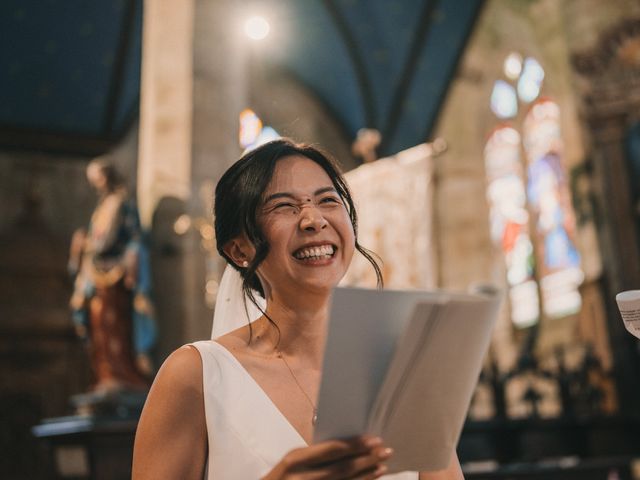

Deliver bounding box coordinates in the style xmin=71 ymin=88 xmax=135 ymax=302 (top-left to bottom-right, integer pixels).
xmin=0 ymin=0 xmax=143 ymax=153
xmin=0 ymin=0 xmax=483 ymax=156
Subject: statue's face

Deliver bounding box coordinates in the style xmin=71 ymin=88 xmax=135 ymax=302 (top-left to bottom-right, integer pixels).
xmin=86 ymin=164 xmax=107 ymax=193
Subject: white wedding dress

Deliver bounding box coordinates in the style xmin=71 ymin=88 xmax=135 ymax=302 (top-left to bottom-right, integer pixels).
xmin=189 ymin=340 xmax=417 ymax=479
xmin=195 ymin=266 xmax=417 ymax=479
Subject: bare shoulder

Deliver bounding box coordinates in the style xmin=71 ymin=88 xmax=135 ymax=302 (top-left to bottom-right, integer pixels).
xmin=132 ymin=345 xmax=207 ymax=480
xmin=138 ymin=345 xmax=205 ymax=409
xmin=155 ymin=345 xmax=204 ymax=391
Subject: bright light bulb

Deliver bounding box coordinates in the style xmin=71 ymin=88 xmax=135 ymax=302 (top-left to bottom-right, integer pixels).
xmin=244 ymin=16 xmax=270 ymax=40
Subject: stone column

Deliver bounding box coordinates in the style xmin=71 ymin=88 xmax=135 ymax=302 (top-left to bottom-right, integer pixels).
xmin=138 ymin=0 xmax=194 ymax=227
xmin=181 ymin=0 xmax=248 ymax=342
xmin=191 ymin=0 xmax=247 ymax=184
xmin=138 ymin=0 xmax=249 ymax=351
xmin=137 ymin=0 xmax=195 ymax=357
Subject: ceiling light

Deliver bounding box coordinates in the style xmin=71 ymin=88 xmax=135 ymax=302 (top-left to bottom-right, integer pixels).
xmin=244 ymin=16 xmax=270 ymax=40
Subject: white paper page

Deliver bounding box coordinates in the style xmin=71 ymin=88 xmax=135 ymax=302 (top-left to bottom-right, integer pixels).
xmin=314 ymin=287 xmax=442 ymax=441
xmin=314 ymin=287 xmax=501 ymax=473
xmin=375 ymin=299 xmax=500 ymax=472
xmin=367 ymin=302 xmax=444 ymax=433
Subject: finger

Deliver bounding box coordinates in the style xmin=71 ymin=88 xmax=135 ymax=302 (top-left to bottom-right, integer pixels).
xmin=303 ymin=446 xmax=393 ymax=480
xmin=288 ymin=436 xmax=383 ymax=469
xmin=351 ymin=463 xmax=389 ymax=480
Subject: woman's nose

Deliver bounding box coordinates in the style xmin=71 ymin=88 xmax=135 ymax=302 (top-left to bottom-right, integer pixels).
xmin=299 ymin=205 xmax=328 ymax=232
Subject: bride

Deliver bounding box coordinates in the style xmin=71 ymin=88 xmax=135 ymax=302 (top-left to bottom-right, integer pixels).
xmin=132 ymin=139 xmax=464 ymax=479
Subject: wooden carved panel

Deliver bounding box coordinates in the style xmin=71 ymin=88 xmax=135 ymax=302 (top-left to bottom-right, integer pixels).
xmin=570 ymin=17 xmax=640 ymax=415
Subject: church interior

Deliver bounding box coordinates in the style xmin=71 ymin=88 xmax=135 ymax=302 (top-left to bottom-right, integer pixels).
xmin=2 ymin=0 xmax=640 ymax=478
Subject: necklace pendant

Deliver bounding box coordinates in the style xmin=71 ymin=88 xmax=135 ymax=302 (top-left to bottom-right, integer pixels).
xmin=312 ymin=411 xmax=318 ymax=425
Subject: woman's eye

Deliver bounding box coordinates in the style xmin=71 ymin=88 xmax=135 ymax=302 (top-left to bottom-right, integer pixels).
xmin=273 ymin=203 xmax=297 ymax=212
xmin=319 ymin=196 xmax=340 ymax=205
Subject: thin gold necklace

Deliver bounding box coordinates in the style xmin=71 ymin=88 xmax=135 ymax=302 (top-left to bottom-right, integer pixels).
xmin=276 ymin=351 xmax=318 ymax=425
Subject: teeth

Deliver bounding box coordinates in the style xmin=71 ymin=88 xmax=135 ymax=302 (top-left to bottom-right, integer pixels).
xmin=294 ymin=245 xmax=335 ymax=259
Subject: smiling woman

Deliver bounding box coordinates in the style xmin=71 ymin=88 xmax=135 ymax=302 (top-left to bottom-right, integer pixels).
xmin=254 ymin=157 xmax=356 ymax=297
xmin=213 ymin=139 xmax=382 ymax=306
xmin=131 ymin=139 xmax=464 ymax=480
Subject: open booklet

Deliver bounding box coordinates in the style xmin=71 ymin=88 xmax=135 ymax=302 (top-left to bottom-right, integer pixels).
xmin=314 ymin=286 xmax=502 ymax=473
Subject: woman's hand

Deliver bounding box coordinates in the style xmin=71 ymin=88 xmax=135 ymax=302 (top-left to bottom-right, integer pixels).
xmin=262 ymin=436 xmax=393 ymax=480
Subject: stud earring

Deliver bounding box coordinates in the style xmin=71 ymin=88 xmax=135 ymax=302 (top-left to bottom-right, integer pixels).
xmin=241 ymin=260 xmax=249 ymax=268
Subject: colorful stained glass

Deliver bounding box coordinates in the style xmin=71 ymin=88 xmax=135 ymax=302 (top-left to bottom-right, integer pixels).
xmin=239 ymin=108 xmax=280 ymax=153
xmin=517 ymin=57 xmax=544 ymax=103
xmin=491 ymin=80 xmax=518 ymax=119
xmin=484 ymin=126 xmax=540 ymax=328
xmin=239 ymin=109 xmax=263 ymax=148
xmin=523 ymin=99 xmax=582 ymax=318
xmin=487 ymin=56 xmax=582 ymax=327
xmin=504 ymin=52 xmax=523 ymax=80
xmin=510 ymin=280 xmax=540 ymax=328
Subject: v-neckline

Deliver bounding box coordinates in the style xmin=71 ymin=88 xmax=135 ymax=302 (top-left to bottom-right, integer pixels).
xmin=211 ymin=341 xmax=310 ymax=446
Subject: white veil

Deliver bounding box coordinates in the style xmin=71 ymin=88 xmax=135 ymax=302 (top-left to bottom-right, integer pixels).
xmin=211 ymin=264 xmax=266 ymax=339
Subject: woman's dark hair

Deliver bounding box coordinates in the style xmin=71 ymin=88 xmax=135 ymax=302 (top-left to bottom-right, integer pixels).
xmin=214 ymin=138 xmax=382 ymax=337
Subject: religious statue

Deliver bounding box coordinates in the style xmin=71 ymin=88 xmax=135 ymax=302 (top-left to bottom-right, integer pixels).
xmin=68 ymin=159 xmax=156 ymax=395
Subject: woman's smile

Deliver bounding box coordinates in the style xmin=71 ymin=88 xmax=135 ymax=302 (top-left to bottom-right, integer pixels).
xmin=292 ymin=243 xmax=337 ymax=263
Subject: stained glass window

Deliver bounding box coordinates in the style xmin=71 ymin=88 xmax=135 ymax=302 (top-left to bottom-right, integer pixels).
xmin=485 ymin=126 xmax=539 ymax=327
xmin=491 ymin=80 xmax=518 ymax=119
xmin=485 ymin=55 xmax=583 ymax=328
xmin=239 ymin=108 xmax=280 ymax=153
xmin=517 ymin=57 xmax=544 ymax=103
xmin=523 ymin=99 xmax=583 ymax=318
xmin=504 ymin=52 xmax=523 ymax=80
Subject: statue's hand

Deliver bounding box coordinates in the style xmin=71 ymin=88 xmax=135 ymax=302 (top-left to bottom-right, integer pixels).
xmin=68 ymin=229 xmax=87 ymax=273
xmin=75 ymin=324 xmax=88 ymax=339
xmin=124 ymin=272 xmax=137 ymax=289
xmin=70 ymin=228 xmax=87 ymax=256
xmin=123 ymin=249 xmax=138 ymax=289
xmin=136 ymin=353 xmax=154 ymax=376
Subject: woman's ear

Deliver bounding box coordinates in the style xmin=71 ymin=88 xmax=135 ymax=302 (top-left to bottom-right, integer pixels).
xmin=223 ymin=236 xmax=255 ymax=268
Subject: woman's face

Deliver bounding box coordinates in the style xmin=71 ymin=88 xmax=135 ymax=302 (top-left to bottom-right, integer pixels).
xmin=255 ymin=154 xmax=355 ymax=297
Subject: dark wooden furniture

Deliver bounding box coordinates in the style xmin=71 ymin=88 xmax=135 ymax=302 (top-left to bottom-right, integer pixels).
xmin=32 ymin=416 xmax=137 ymax=480
xmin=459 ymin=416 xmax=640 ymax=479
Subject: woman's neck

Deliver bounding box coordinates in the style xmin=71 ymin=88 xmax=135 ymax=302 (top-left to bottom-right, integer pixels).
xmin=251 ymin=291 xmax=330 ymax=368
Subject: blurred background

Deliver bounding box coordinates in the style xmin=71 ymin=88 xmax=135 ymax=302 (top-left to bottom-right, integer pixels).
xmin=2 ymin=0 xmax=640 ymax=478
